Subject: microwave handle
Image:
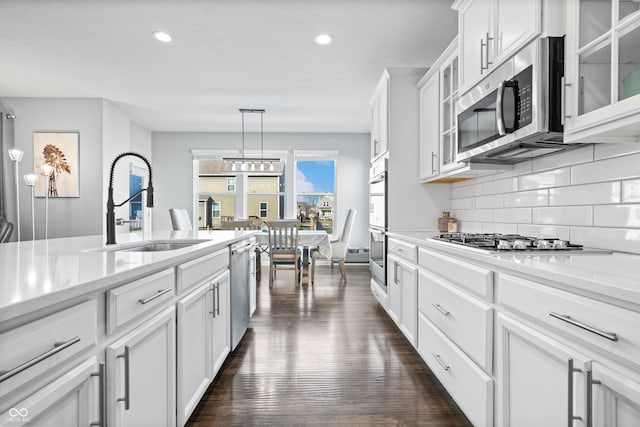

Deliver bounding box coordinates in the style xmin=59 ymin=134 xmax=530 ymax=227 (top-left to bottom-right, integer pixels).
xmin=496 ymin=80 xmax=518 ymax=136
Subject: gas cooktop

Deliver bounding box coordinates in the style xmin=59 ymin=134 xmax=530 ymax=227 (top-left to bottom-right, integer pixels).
xmin=429 ymin=233 xmax=611 ymax=254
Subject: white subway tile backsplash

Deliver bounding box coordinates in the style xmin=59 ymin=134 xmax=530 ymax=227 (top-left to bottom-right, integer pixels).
xmin=483 ymin=177 xmax=518 ymax=195
xmin=594 ymin=205 xmax=640 ymax=228
xmin=493 ymin=208 xmax=532 ymax=224
xmin=482 ymin=222 xmax=518 ymax=234
xmin=503 ymin=189 xmax=549 ymax=207
xmin=571 ymin=226 xmax=640 ymax=253
xmin=623 ymin=179 xmax=640 ymax=203
xmin=518 ymin=167 xmax=571 ymax=190
xmin=493 ymin=160 xmax=532 ymax=179
xmin=451 ymin=197 xmax=474 ymax=210
xmin=472 ymin=209 xmax=494 ymax=222
xmin=571 ymin=152 xmax=640 ymax=185
xmin=549 ymin=182 xmax=621 ymax=206
xmin=458 ymin=221 xmax=483 ymax=233
xmin=451 ymin=183 xmax=483 ymax=199
xmin=532 ymin=206 xmax=593 ymax=226
xmin=532 ymin=145 xmax=594 ymax=172
xmin=475 ymin=194 xmax=504 ymax=209
xmin=517 ymin=224 xmax=571 ymax=240
xmin=594 ymin=142 xmax=640 ymax=160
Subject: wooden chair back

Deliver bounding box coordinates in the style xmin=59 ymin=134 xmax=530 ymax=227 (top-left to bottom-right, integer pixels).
xmin=266 ymin=220 xmax=299 ymax=255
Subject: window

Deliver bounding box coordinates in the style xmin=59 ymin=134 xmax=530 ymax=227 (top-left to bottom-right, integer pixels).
xmin=196 ymin=159 xmax=236 ymax=229
xmin=259 ymin=202 xmax=268 ymax=218
xmin=227 ymin=177 xmax=235 ymax=192
xmin=296 ymin=158 xmax=335 ymax=234
xmin=212 ymin=201 xmax=221 ymax=217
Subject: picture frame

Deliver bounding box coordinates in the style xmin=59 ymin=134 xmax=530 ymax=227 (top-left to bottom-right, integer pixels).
xmin=33 ymin=131 xmax=80 ymax=198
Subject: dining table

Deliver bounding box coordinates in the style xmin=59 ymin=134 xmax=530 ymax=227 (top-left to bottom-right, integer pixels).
xmin=254 ymin=229 xmax=332 ymax=277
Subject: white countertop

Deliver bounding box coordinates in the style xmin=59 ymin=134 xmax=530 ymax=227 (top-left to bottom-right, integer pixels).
xmin=0 ymin=230 xmax=257 ymax=323
xmin=387 ymin=230 xmax=640 ymax=308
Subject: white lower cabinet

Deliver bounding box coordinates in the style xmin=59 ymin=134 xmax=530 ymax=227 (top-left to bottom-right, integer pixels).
xmin=0 ymin=357 xmax=103 ymax=427
xmin=211 ymin=270 xmax=231 ymax=378
xmin=589 ymin=362 xmax=640 ymax=427
xmin=107 ymin=306 xmax=176 ymax=427
xmin=387 ymin=254 xmax=418 ymax=346
xmin=495 ymin=313 xmax=589 ymax=427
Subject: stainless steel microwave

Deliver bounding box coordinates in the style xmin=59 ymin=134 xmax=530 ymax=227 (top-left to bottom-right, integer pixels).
xmin=456 ymin=37 xmax=580 ymax=164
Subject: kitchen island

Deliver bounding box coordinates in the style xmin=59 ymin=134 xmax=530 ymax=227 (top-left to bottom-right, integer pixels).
xmin=0 ymin=230 xmax=257 ymax=427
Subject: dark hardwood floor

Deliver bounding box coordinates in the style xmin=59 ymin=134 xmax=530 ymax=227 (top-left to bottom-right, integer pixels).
xmin=187 ymin=264 xmax=472 ymax=426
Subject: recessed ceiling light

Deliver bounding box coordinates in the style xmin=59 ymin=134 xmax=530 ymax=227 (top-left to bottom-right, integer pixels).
xmin=152 ymin=31 xmax=172 ymax=43
xmin=314 ymin=33 xmax=333 ymax=46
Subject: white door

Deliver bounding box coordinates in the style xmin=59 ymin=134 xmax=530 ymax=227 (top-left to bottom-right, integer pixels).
xmin=177 ymin=282 xmax=213 ymax=426
xmin=399 ymin=260 xmax=418 ymax=347
xmin=387 ymin=255 xmax=402 ymax=326
xmin=496 ymin=313 xmax=589 ymax=427
xmin=459 ymin=0 xmax=492 ymax=91
xmin=419 ymin=72 xmax=440 ymax=180
xmin=211 ymin=270 xmax=231 ymax=378
xmin=0 ymin=358 xmax=102 ymax=427
xmin=107 ymin=307 xmax=176 ymax=427
xmin=589 ymin=362 xmax=640 ymax=427
xmin=495 ymin=0 xmax=539 ymax=61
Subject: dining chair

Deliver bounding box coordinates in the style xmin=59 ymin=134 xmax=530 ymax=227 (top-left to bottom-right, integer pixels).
xmin=266 ymin=219 xmax=301 ymax=288
xmin=311 ymin=209 xmax=356 ymax=284
xmin=169 ymin=208 xmax=193 ymax=231
xmin=0 ymin=217 xmax=14 ymax=243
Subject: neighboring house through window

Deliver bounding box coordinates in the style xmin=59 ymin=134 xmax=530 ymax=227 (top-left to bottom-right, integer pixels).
xmin=259 ymin=202 xmax=268 ymax=218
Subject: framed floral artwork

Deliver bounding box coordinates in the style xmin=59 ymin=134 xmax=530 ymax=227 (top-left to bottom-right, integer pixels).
xmin=33 ymin=132 xmax=80 ymax=197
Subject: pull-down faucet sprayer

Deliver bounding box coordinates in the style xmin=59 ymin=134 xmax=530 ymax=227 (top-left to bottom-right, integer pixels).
xmin=106 ymin=152 xmax=154 ymax=245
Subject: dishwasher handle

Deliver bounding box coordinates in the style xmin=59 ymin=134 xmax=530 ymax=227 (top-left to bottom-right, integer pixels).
xmin=231 ymin=241 xmax=253 ymax=255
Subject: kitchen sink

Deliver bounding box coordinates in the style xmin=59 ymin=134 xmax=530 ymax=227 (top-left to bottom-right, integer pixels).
xmin=86 ymin=239 xmax=209 ymax=253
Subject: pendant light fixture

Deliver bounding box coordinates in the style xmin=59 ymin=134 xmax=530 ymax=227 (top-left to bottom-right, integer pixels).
xmin=222 ymin=109 xmax=282 ymax=174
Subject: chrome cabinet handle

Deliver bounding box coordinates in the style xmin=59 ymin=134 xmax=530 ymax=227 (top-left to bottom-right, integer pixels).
xmin=432 ymin=304 xmax=450 ymax=316
xmin=431 ymin=152 xmax=437 ymax=174
xmin=549 ymin=312 xmax=618 ymax=342
xmin=432 ymin=353 xmax=450 ymax=371
xmin=0 ymin=336 xmax=81 ymax=383
xmin=209 ymin=283 xmax=216 ymax=318
xmin=567 ymin=358 xmax=582 ymax=427
xmin=480 ymin=38 xmax=486 ymax=74
xmin=393 ymin=246 xmax=403 ymax=252
xmin=562 ymin=76 xmax=572 ymax=124
xmin=138 ymin=288 xmax=172 ymax=305
xmin=117 ymin=346 xmax=130 ymax=410
xmin=393 ymin=261 xmax=398 ymax=285
xmin=90 ymin=363 xmax=106 ymax=427
xmin=485 ymin=32 xmax=493 ymax=68
xmin=585 ymin=368 xmax=601 ymax=427
xmin=216 ymin=283 xmax=221 ymax=316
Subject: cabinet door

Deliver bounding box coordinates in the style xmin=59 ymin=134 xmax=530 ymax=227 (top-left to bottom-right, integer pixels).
xmin=589 ymin=362 xmax=640 ymax=427
xmin=107 ymin=307 xmax=176 ymax=427
xmin=419 ymin=72 xmax=440 ymax=180
xmin=0 ymin=358 xmax=102 ymax=427
xmin=399 ymin=260 xmax=418 ymax=346
xmin=495 ymin=0 xmax=539 ymax=62
xmin=496 ymin=313 xmax=589 ymax=427
xmin=387 ymin=255 xmax=402 ymax=326
xmin=459 ymin=0 xmax=492 ymax=91
xmin=177 ymin=282 xmax=213 ymax=426
xmin=250 ymin=249 xmax=257 ymax=317
xmin=211 ymin=270 xmax=230 ymax=378
xmin=371 ymin=73 xmax=389 ymax=160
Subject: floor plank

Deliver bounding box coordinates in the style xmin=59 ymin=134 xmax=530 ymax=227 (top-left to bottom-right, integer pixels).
xmin=187 ymin=264 xmax=472 ymax=426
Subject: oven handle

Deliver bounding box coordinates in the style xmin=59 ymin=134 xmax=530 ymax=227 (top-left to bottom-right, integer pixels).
xmin=369 ymin=174 xmax=385 ymax=185
xmin=496 ymin=80 xmax=518 ymax=136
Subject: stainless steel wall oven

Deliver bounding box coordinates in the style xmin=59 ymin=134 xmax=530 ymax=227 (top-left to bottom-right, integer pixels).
xmin=369 ymin=159 xmax=387 ymax=289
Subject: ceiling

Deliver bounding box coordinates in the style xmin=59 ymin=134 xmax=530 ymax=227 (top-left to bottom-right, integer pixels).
xmin=0 ymin=0 xmax=458 ymax=133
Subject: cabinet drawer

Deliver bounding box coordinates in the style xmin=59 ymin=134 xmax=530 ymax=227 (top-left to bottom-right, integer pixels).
xmin=0 ymin=300 xmax=97 ymax=400
xmin=107 ymin=268 xmax=175 ymax=334
xmin=418 ymin=247 xmax=493 ymax=300
xmin=498 ymin=273 xmax=640 ymax=366
xmin=388 ymin=238 xmax=417 ymax=264
xmin=177 ymin=247 xmax=229 ymax=294
xmin=418 ymin=270 xmax=492 ymax=372
xmin=418 ymin=313 xmax=493 ymax=427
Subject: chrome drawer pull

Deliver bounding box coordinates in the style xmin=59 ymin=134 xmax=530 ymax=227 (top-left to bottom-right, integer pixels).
xmin=431 ymin=353 xmax=450 ymax=371
xmin=90 ymin=362 xmax=106 ymax=427
xmin=0 ymin=336 xmax=81 ymax=383
xmin=138 ymin=288 xmax=172 ymax=305
xmin=567 ymin=358 xmax=582 ymax=427
xmin=117 ymin=346 xmax=130 ymax=410
xmin=549 ymin=312 xmax=618 ymax=342
xmin=432 ymin=304 xmax=450 ymax=316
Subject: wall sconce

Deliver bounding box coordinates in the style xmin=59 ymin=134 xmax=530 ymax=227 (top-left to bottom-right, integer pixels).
xmin=41 ymin=164 xmax=53 ymax=239
xmin=23 ymin=174 xmax=37 ymax=241
xmin=8 ymin=148 xmax=24 ymax=241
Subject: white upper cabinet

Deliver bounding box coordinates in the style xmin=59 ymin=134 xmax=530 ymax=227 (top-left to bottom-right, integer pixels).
xmin=453 ymin=0 xmax=559 ymax=95
xmin=370 ymin=72 xmax=389 ymax=161
xmin=564 ymin=0 xmax=640 ymax=143
xmin=419 ymin=70 xmax=440 ymax=180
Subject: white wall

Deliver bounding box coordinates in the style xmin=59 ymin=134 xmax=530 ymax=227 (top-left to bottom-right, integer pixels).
xmin=0 ymin=98 xmax=104 ymax=239
xmin=151 ymin=132 xmax=371 ymax=248
xmin=449 ymin=143 xmax=640 ymax=254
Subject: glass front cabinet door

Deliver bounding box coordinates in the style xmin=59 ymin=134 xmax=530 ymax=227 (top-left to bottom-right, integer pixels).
xmin=564 ymin=0 xmax=640 ymax=142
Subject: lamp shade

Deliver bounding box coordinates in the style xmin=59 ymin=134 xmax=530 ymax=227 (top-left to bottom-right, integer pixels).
xmin=8 ymin=148 xmax=24 ymax=162
xmin=24 ymin=174 xmax=37 ymax=186
xmin=41 ymin=164 xmax=53 ymax=176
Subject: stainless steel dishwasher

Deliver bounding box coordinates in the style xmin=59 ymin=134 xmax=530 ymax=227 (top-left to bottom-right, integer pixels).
xmin=230 ymin=239 xmax=252 ymax=351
